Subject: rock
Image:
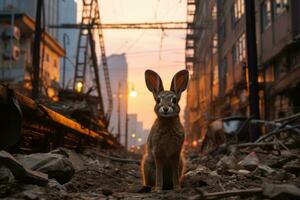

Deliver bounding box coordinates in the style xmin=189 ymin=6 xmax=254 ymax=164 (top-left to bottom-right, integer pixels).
xmin=263 ymin=183 xmax=300 ymax=199
xmin=0 ymin=151 xmax=48 ymax=186
xmin=23 ymin=190 xmax=39 ymax=200
xmin=52 ymin=148 xmax=85 ymax=171
xmin=283 ymin=159 xmax=300 ymax=176
xmin=238 ymin=152 xmax=259 ymax=171
xmin=0 ymin=165 xmax=14 ymax=183
xmin=217 ymin=155 xmax=238 ymax=170
xmin=258 ymin=164 xmax=275 ymax=175
xmin=238 ymin=169 xmax=251 ymax=175
xmin=48 ymin=179 xmax=66 ymax=191
xmin=50 ymin=148 xmax=69 ymax=158
xmin=17 ymin=152 xmax=75 ymax=184
xmin=184 ymin=165 xmax=211 ymax=177
xmin=102 ymin=188 xmax=113 ymax=196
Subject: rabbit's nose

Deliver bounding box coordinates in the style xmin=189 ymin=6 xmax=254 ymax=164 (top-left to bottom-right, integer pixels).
xmin=163 ymin=107 xmax=169 ymax=112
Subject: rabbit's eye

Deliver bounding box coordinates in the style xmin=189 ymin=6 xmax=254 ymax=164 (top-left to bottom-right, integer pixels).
xmin=171 ymin=98 xmax=177 ymax=104
xmin=156 ymin=97 xmax=161 ymax=103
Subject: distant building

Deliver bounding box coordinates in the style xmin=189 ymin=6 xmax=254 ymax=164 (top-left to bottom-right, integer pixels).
xmin=127 ymin=113 xmax=147 ymax=149
xmin=127 ymin=113 xmax=137 ymax=148
xmin=0 ymin=13 xmax=64 ymax=98
xmin=185 ymin=0 xmax=300 ymax=144
xmin=0 ymin=0 xmax=60 ymax=39
xmin=105 ymin=54 xmax=128 ymax=142
xmin=57 ymin=0 xmax=78 ymax=88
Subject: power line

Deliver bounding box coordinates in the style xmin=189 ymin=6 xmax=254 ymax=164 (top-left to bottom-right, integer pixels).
xmin=49 ymin=22 xmax=205 ymax=30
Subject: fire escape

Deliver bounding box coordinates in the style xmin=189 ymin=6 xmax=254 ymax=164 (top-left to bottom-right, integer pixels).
xmin=185 ymin=0 xmax=196 ymax=73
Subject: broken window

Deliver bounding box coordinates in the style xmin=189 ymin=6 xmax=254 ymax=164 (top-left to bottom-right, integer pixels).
xmin=232 ymin=0 xmax=245 ymax=26
xmin=232 ymin=33 xmax=246 ymax=64
xmin=212 ymin=33 xmax=218 ymax=54
xmin=261 ymin=0 xmax=272 ymax=31
xmin=273 ymin=0 xmax=288 ymax=16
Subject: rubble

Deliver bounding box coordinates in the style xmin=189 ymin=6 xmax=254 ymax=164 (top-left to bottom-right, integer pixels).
xmin=0 ymin=115 xmax=300 ymax=199
xmin=0 ymin=151 xmax=48 ymax=186
xmin=16 ymin=150 xmax=75 ymax=184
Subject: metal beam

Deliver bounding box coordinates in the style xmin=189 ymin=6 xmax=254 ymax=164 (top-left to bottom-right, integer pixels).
xmin=49 ymin=22 xmax=204 ymax=30
xmin=32 ymin=0 xmax=43 ymax=99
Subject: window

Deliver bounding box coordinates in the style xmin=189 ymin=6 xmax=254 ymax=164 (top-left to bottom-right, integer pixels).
xmin=232 ymin=33 xmax=246 ymax=64
xmin=273 ymin=0 xmax=288 ymax=17
xmin=212 ymin=33 xmax=218 ymax=54
xmin=261 ymin=0 xmax=272 ymax=31
xmin=232 ymin=0 xmax=245 ymax=26
xmin=212 ymin=4 xmax=217 ymax=20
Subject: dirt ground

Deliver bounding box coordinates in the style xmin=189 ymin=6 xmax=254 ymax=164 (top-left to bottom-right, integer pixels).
xmin=1 ymin=143 xmax=300 ymax=200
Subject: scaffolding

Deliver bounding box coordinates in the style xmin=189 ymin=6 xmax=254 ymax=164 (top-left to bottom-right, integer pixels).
xmin=185 ymin=0 xmax=196 ymax=72
xmin=73 ymin=0 xmax=113 ymax=123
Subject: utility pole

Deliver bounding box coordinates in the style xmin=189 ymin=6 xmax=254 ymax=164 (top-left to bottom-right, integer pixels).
xmin=117 ymin=81 xmax=121 ymax=143
xmin=245 ymin=0 xmax=260 ymax=140
xmin=62 ymin=33 xmax=69 ymax=89
xmin=125 ymin=82 xmax=128 ymax=150
xmin=32 ymin=0 xmax=43 ymax=99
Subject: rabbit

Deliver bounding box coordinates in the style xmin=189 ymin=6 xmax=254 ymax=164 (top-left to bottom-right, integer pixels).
xmin=141 ymin=69 xmax=189 ymax=192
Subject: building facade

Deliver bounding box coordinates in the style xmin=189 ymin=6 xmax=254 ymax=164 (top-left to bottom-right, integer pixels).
xmin=0 ymin=13 xmax=64 ymax=98
xmin=0 ymin=0 xmax=60 ymax=39
xmin=257 ymin=0 xmax=300 ymax=119
xmin=185 ymin=0 xmax=300 ymax=144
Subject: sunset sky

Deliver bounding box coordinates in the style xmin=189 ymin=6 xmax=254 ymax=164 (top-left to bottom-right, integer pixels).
xmin=87 ymin=0 xmax=187 ymax=129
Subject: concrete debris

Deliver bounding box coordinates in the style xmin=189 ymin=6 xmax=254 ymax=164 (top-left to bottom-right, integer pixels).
xmin=238 ymin=151 xmax=259 ymax=171
xmin=0 ymin=165 xmax=14 ymax=183
xmin=17 ymin=151 xmax=75 ymax=184
xmin=263 ymin=183 xmax=300 ymax=199
xmin=1 ymin=122 xmax=300 ymax=199
xmin=0 ymin=150 xmax=48 ymax=186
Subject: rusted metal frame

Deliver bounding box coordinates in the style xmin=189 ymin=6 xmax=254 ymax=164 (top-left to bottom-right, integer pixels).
xmin=1 ymin=86 xmax=117 ymax=148
xmin=87 ymin=28 xmax=105 ymax=119
xmin=92 ymin=0 xmax=113 ymax=123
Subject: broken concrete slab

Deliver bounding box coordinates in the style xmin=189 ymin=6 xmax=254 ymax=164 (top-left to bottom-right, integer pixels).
xmin=238 ymin=152 xmax=259 ymax=171
xmin=0 ymin=151 xmax=48 ymax=186
xmin=52 ymin=148 xmax=85 ymax=171
xmin=263 ymin=183 xmax=300 ymax=199
xmin=0 ymin=165 xmax=14 ymax=183
xmin=17 ymin=152 xmax=74 ymax=184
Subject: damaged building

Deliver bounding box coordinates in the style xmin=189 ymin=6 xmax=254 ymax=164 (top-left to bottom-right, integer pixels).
xmin=185 ymin=0 xmax=300 ymax=145
xmin=0 ymin=12 xmax=64 ymax=99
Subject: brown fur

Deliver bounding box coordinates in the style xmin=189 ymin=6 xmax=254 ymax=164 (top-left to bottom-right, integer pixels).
xmin=142 ymin=69 xmax=189 ymax=191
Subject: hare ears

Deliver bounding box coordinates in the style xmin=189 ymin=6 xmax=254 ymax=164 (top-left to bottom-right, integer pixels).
xmin=145 ymin=69 xmax=189 ymax=97
xmin=170 ymin=69 xmax=189 ymax=98
xmin=145 ymin=70 xmax=164 ymax=96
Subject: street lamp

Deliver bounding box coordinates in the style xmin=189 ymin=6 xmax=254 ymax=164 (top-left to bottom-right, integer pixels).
xmin=129 ymin=84 xmax=137 ymax=97
xmin=75 ymin=81 xmax=83 ymax=93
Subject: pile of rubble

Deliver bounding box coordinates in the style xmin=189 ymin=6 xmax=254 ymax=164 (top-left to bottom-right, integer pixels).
xmin=1 ymin=118 xmax=300 ymax=199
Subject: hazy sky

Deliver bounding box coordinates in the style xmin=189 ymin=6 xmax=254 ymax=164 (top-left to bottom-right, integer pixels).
xmin=80 ymin=0 xmax=187 ymax=129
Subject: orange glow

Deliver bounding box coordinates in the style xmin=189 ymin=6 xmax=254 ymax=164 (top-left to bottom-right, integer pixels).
xmin=129 ymin=90 xmax=137 ymax=97
xmin=75 ymin=82 xmax=83 ymax=93
xmin=192 ymin=140 xmax=198 ymax=148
